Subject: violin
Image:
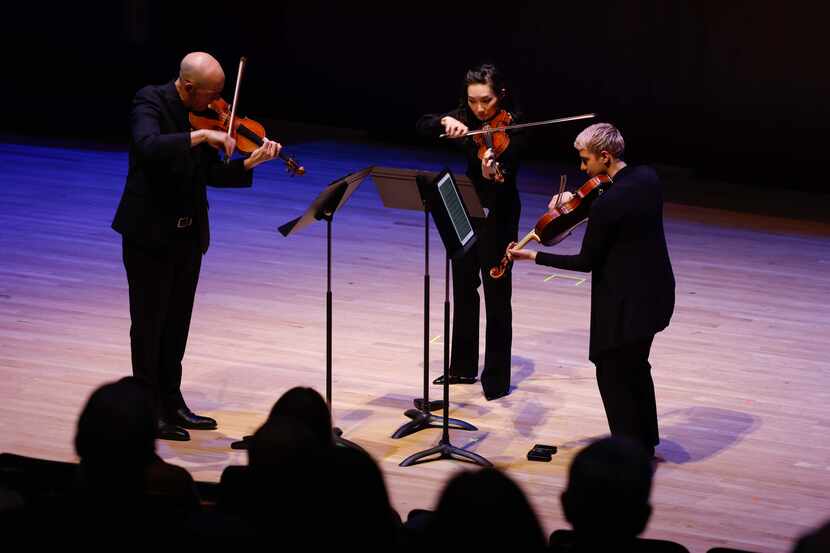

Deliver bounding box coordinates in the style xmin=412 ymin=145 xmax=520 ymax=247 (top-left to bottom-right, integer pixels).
xmin=473 ymin=110 xmax=513 ymax=182
xmin=489 ymin=173 xmax=612 ymax=279
xmin=189 ymin=98 xmax=305 ymax=176
xmin=441 ymin=111 xmax=596 ymax=183
xmin=188 ymin=57 xmax=305 ymax=176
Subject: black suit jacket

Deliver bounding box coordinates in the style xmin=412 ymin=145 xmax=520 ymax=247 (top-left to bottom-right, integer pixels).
xmin=536 ymin=166 xmax=675 ymax=361
xmin=112 ymin=81 xmax=253 ymax=252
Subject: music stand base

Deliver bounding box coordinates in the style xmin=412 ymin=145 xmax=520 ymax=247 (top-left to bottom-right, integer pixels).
xmin=333 ymin=426 xmax=369 ymax=454
xmin=413 ymin=398 xmax=444 ymax=412
xmin=392 ymin=410 xmax=477 ymax=439
xmin=400 ymin=441 xmax=493 ymax=468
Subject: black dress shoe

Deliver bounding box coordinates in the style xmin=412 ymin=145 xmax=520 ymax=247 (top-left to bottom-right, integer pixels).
xmin=168 ymin=407 xmax=218 ymax=430
xmin=484 ymin=389 xmax=509 ymax=401
xmin=230 ymin=435 xmax=253 ymax=450
xmin=432 ymin=375 xmax=477 ymax=385
xmin=157 ymin=420 xmax=190 ymax=441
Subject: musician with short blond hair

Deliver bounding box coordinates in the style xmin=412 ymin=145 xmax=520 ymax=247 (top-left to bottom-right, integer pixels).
xmin=510 ymin=123 xmax=675 ymax=457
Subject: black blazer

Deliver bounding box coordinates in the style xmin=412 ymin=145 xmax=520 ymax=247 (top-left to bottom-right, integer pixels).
xmin=536 ymin=166 xmax=675 ymax=360
xmin=112 ymin=81 xmax=252 ymax=252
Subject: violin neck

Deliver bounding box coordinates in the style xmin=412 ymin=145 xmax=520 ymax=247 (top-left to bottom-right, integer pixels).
xmin=234 ymin=122 xmax=304 ymax=174
xmin=236 ymin=124 xmax=286 ymax=159
xmin=235 ymin=124 xmax=263 ymax=147
xmin=516 ymin=230 xmax=539 ymax=249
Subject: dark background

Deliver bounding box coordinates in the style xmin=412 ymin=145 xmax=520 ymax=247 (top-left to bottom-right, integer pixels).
xmin=3 ymin=1 xmax=827 ymax=193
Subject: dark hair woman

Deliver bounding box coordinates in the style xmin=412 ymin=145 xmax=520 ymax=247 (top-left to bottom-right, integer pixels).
xmin=416 ymin=63 xmax=527 ymax=400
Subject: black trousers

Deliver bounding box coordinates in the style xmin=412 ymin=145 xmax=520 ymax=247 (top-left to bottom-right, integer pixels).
xmin=122 ymin=234 xmax=202 ymax=418
xmin=450 ymin=215 xmax=518 ymax=397
xmin=593 ymin=336 xmax=659 ymax=452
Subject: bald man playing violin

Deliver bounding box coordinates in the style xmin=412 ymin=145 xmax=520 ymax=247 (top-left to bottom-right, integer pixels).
xmin=509 ymin=123 xmax=675 ymax=457
xmin=113 ymin=52 xmax=281 ymax=441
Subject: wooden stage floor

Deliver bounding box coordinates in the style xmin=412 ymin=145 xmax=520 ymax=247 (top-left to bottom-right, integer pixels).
xmin=1 ymin=138 xmax=828 ymax=552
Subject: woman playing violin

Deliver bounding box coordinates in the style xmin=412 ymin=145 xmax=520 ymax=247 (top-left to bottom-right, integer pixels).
xmin=416 ymin=63 xmax=528 ymax=400
xmin=112 ymin=52 xmax=282 ymax=442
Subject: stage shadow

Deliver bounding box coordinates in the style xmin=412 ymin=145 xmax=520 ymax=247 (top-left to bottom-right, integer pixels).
xmin=178 ymin=389 xmax=225 ymax=413
xmin=508 ymin=355 xmax=536 ymax=393
xmin=511 ymin=399 xmax=550 ymax=438
xmin=336 ymin=408 xmax=374 ymax=425
xmin=555 ymin=407 xmax=758 ymax=464
xmin=657 ymin=406 xmax=759 ymax=463
xmin=365 ymin=393 xmax=420 ymax=410
xmin=157 ymin=433 xmax=237 ymax=467
xmin=456 ymin=431 xmax=491 ymax=453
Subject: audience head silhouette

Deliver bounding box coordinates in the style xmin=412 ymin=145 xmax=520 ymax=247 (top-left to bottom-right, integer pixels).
xmin=562 ymin=436 xmax=653 ymax=540
xmin=267 ymin=386 xmax=333 ymax=447
xmin=328 ymin=446 xmax=400 ymax=548
xmin=74 ymin=376 xmax=157 ymax=489
xmin=429 ymin=467 xmax=546 ymax=551
xmin=793 ymin=519 xmax=830 ymax=553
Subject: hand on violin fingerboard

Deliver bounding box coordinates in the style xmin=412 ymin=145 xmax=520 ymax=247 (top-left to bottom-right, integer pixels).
xmin=508 ymin=244 xmax=537 ymax=262
xmin=481 ymin=148 xmax=504 ymax=182
xmin=243 ymin=140 xmax=282 ymax=171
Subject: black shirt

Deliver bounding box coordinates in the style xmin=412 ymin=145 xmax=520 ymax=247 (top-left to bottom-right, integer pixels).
xmin=416 ymin=107 xmax=527 ymax=224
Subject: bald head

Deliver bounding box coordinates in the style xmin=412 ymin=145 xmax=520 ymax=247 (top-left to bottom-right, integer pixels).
xmin=176 ymin=52 xmax=224 ymax=110
xmin=179 ymin=52 xmax=225 ymax=89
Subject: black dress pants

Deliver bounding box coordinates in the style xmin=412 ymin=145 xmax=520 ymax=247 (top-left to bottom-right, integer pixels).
xmin=593 ymin=336 xmax=659 ymax=453
xmin=122 ymin=234 xmax=202 ymax=417
xmin=450 ymin=215 xmax=517 ymax=398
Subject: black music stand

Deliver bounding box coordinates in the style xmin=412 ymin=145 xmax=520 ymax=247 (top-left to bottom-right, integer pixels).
xmin=371 ymin=167 xmax=485 ymax=439
xmin=399 ymin=169 xmax=492 ymax=468
xmin=277 ymin=166 xmax=373 ymax=453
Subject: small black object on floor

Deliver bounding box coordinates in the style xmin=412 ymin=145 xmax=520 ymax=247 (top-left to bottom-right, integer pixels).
xmin=527 ymin=444 xmax=557 ymax=462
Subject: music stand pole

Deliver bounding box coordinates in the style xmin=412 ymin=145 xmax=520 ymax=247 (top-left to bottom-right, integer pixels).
xmin=399 ymin=252 xmax=492 ymax=467
xmin=392 ymin=188 xmax=477 ymax=439
xmin=317 ymin=209 xmax=366 ymax=453
xmin=422 ymin=201 xmax=430 ymax=410
xmin=326 ymin=213 xmax=333 ymax=410
xmin=270 ymin=168 xmax=374 ymax=453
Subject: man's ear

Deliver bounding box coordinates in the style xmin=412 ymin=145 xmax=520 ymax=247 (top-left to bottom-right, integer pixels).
xmin=601 ymin=150 xmax=612 ymax=166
